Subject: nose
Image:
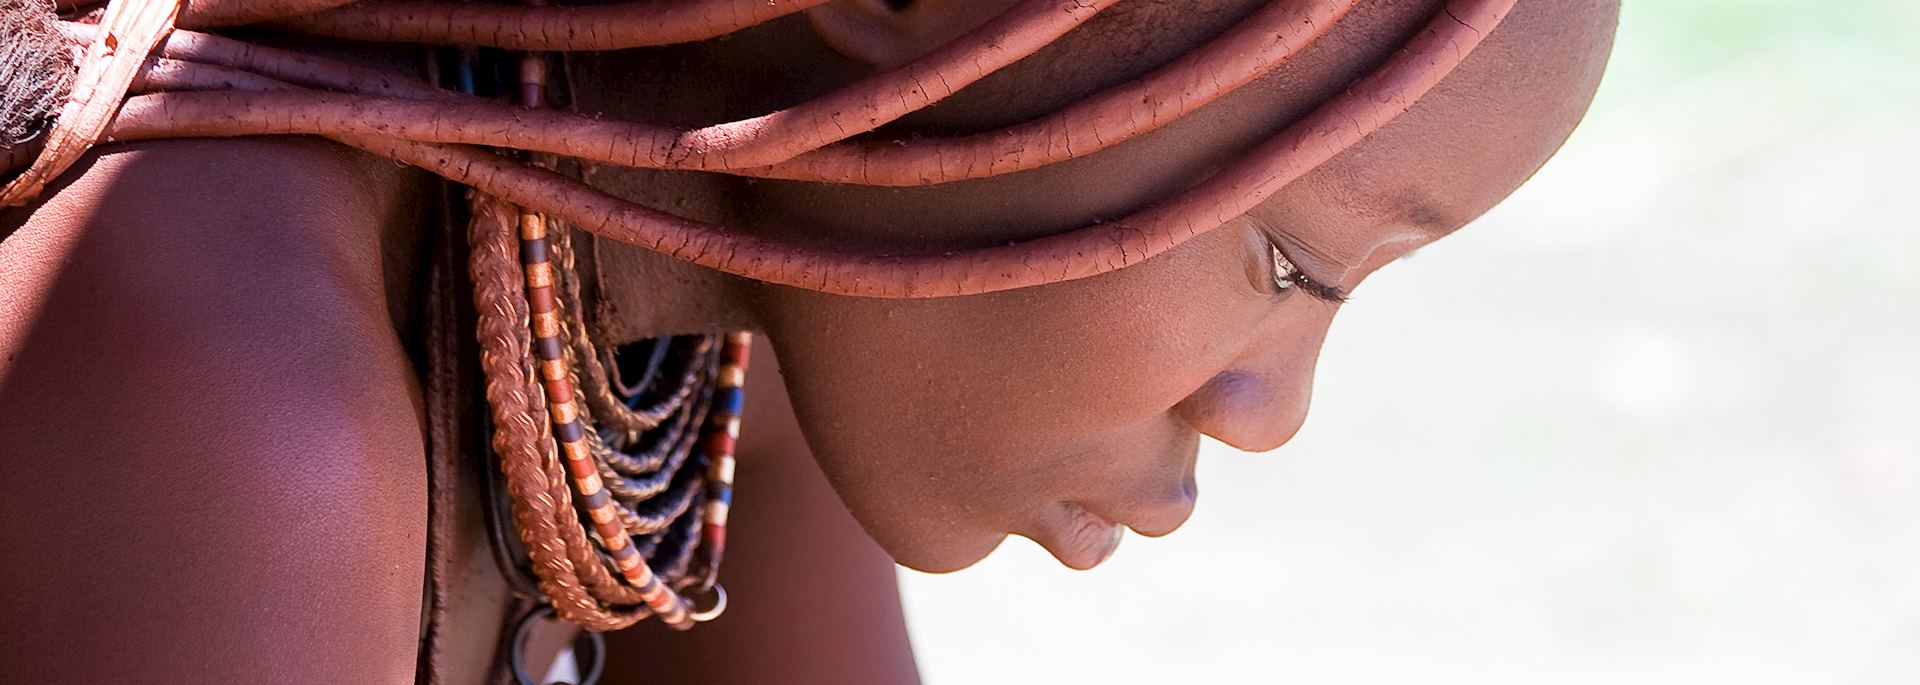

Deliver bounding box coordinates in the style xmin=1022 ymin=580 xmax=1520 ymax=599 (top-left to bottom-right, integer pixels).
xmin=1173 ymin=315 xmax=1331 ymax=453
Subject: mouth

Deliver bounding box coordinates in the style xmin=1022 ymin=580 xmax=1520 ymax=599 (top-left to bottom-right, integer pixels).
xmin=1014 ymin=431 xmax=1203 ymax=569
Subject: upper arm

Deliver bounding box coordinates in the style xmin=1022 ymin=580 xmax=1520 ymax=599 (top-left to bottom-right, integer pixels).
xmin=0 ymin=139 xmax=431 ymax=682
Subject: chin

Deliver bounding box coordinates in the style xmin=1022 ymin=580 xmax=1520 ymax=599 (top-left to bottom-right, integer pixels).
xmin=885 ymin=531 xmax=1008 ymax=574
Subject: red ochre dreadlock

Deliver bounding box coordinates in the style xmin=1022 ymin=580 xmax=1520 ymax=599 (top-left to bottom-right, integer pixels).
xmin=6 ymin=0 xmax=1516 ymax=299
xmin=1 ymin=0 xmax=1518 ymax=631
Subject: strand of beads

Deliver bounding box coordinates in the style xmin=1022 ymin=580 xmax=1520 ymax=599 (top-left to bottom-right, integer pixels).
xmin=692 ymin=332 xmax=750 ymax=591
xmin=507 ymin=41 xmax=742 ymax=630
xmin=511 ymin=44 xmax=688 ymax=627
xmin=517 ymin=208 xmax=695 ymax=628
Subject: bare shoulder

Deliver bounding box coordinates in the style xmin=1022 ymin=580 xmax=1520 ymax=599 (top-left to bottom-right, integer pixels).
xmin=3 ymin=137 xmax=431 ymax=326
xmin=0 ymin=138 xmax=432 ymax=682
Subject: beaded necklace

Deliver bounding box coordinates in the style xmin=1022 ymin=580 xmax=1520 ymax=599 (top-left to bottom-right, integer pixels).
xmin=454 ymin=44 xmax=748 ymax=642
xmin=5 ymin=0 xmax=1515 ymax=641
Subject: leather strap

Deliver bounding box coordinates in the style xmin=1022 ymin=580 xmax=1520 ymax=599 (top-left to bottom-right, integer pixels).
xmin=418 ymin=176 xmax=519 ymax=685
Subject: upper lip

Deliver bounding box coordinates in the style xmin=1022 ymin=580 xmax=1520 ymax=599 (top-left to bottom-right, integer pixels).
xmin=1105 ymin=489 xmax=1196 ymax=539
xmin=1112 ymin=435 xmax=1202 ymax=538
xmin=1078 ymin=471 xmax=1199 ymax=540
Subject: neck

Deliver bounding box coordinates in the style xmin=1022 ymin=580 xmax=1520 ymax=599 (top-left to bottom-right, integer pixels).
xmin=586 ymin=233 xmax=760 ymax=345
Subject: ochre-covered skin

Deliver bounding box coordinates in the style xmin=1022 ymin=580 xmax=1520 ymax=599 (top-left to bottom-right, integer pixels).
xmin=1 ymin=0 xmax=1619 ymax=682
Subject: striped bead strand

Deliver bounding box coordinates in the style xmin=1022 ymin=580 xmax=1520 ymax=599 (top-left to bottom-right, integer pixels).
xmin=518 ymin=209 xmax=694 ymax=628
xmin=694 ymin=331 xmax=751 ymax=589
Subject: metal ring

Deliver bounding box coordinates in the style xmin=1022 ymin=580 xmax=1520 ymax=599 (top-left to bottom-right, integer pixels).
xmin=686 ymin=584 xmax=729 ymax=623
xmin=509 ymin=605 xmax=608 ymax=685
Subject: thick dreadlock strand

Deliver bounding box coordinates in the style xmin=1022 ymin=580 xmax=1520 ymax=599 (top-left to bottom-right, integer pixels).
xmin=5 ymin=0 xmax=1515 ymax=298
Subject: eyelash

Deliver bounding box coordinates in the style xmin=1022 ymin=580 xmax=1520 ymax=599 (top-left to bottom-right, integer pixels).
xmin=1267 ymin=240 xmax=1348 ymax=304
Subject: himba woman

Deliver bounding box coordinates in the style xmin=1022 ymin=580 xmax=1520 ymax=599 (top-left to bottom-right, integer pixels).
xmin=0 ymin=0 xmax=1618 ymax=681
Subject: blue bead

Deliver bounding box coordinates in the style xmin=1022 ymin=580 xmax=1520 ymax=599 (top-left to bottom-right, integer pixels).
xmin=716 ymin=388 xmax=745 ymax=415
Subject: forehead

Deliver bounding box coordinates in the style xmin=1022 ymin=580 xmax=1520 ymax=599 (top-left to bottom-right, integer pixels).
xmin=1244 ymin=0 xmax=1620 ymax=268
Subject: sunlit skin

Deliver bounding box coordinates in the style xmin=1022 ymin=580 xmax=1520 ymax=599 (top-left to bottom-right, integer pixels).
xmin=585 ymin=0 xmax=1620 ymax=572
xmin=0 ymin=0 xmax=1617 ymax=682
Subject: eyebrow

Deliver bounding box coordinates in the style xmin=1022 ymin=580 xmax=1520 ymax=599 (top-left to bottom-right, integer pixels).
xmin=1396 ymin=194 xmax=1459 ymax=236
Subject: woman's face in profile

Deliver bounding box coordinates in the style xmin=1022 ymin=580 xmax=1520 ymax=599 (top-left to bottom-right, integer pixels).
xmin=736 ymin=0 xmax=1619 ymax=572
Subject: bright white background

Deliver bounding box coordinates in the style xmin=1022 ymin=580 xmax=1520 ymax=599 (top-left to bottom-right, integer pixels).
xmin=899 ymin=1 xmax=1920 ymax=682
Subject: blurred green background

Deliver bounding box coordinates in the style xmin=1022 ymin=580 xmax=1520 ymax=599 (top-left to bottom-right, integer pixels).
xmin=899 ymin=1 xmax=1920 ymax=682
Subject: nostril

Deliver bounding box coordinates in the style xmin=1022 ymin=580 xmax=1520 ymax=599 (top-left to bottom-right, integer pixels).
xmin=883 ymin=0 xmax=913 ymax=10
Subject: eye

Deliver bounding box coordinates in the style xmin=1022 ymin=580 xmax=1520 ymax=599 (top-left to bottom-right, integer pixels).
xmin=1268 ymin=241 xmax=1300 ymax=292
xmin=1265 ymin=239 xmax=1349 ymax=305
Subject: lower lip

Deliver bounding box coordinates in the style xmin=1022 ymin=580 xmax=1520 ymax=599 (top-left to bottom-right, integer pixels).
xmin=1050 ymin=502 xmax=1124 ymax=569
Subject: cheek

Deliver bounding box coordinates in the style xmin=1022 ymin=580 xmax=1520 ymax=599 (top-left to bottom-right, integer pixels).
xmin=751 ymin=231 xmax=1267 ymax=558
xmin=764 ymin=230 xmax=1262 ymax=454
